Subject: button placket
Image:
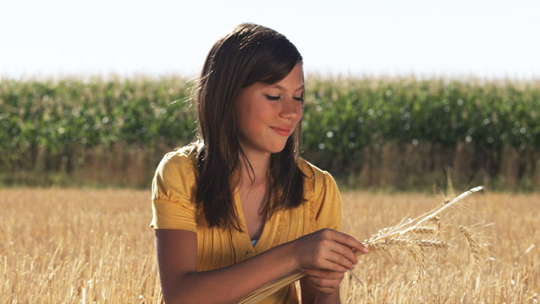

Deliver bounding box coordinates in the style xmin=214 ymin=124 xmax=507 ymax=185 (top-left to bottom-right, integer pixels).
xmin=245 ymin=249 xmax=256 ymax=259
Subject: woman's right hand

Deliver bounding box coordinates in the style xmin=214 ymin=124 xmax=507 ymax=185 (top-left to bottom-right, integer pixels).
xmin=292 ymin=229 xmax=368 ymax=297
xmin=292 ymin=228 xmax=368 ymax=274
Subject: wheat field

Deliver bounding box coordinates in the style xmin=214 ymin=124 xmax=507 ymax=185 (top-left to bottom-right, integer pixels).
xmin=1 ymin=188 xmax=538 ymax=303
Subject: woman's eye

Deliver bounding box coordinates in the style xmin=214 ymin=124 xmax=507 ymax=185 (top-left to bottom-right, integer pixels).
xmin=294 ymin=96 xmax=304 ymax=102
xmin=264 ymin=94 xmax=281 ymax=101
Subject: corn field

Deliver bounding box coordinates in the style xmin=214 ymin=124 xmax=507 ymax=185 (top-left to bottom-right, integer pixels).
xmin=1 ymin=76 xmax=539 ymax=190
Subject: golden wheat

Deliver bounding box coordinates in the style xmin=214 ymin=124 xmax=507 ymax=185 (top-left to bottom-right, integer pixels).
xmin=1 ymin=188 xmax=539 ymax=303
xmin=239 ymin=187 xmax=485 ymax=302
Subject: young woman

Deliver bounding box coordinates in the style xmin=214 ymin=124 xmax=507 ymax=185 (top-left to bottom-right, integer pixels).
xmin=150 ymin=23 xmax=368 ymax=304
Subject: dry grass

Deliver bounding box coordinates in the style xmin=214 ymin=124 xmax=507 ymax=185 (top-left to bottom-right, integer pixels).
xmin=340 ymin=189 xmax=539 ymax=303
xmin=0 ymin=188 xmax=161 ymax=303
xmin=1 ymin=188 xmax=539 ymax=303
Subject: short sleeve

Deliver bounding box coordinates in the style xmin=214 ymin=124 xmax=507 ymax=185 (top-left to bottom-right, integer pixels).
xmin=314 ymin=171 xmax=343 ymax=231
xmin=150 ymin=150 xmax=198 ymax=233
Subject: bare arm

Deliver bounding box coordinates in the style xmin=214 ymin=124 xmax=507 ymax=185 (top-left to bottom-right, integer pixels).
xmin=156 ymin=229 xmax=298 ymax=303
xmin=155 ymin=229 xmax=368 ymax=304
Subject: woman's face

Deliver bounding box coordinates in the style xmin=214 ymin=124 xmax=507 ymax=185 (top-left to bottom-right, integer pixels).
xmin=236 ymin=62 xmax=304 ymax=158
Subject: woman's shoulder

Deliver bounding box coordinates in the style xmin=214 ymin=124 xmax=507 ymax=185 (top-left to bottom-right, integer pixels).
xmin=154 ymin=145 xmax=198 ymax=186
xmin=158 ymin=145 xmax=198 ymax=170
xmin=298 ymin=159 xmax=342 ymax=231
xmin=152 ymin=145 xmax=199 ymax=202
xmin=298 ymin=158 xmax=325 ymax=178
xmin=297 ymin=158 xmax=336 ymax=194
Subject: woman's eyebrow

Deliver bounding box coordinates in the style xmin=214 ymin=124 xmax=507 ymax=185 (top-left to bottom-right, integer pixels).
xmin=271 ymin=84 xmax=305 ymax=92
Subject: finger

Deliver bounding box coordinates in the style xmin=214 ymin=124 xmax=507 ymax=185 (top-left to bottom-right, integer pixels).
xmin=305 ymin=276 xmax=342 ymax=289
xmin=309 ymin=240 xmax=352 ymax=271
xmin=310 ymin=244 xmax=354 ymax=271
xmin=327 ymin=241 xmax=359 ymax=266
xmin=306 ymin=283 xmax=336 ymax=295
xmin=327 ymin=230 xmax=369 ymax=254
xmin=355 ymin=242 xmax=369 ymax=255
xmin=303 ymin=268 xmax=345 ymax=280
xmin=318 ymin=239 xmax=361 ymax=269
xmin=303 ymin=275 xmax=341 ymax=294
xmin=325 ymin=252 xmax=355 ymax=271
xmin=315 ymin=232 xmax=357 ymax=268
xmin=312 ymin=254 xmax=349 ymax=273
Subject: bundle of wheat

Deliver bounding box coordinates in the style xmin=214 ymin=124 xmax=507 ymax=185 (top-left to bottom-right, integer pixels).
xmin=239 ymin=186 xmax=485 ymax=304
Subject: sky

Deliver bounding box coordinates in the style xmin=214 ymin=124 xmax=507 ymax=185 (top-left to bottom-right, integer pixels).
xmin=1 ymin=0 xmax=539 ymax=80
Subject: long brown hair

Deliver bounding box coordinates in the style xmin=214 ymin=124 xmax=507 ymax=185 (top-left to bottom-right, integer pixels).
xmin=191 ymin=23 xmax=305 ymax=231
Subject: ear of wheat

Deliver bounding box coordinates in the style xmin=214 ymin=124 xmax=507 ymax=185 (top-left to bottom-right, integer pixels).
xmin=238 ymin=186 xmax=485 ymax=304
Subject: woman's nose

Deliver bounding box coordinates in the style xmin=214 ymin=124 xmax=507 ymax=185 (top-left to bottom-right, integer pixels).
xmin=280 ymin=97 xmax=302 ymax=120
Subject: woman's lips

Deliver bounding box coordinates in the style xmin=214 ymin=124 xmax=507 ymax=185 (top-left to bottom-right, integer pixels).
xmin=270 ymin=126 xmax=291 ymax=136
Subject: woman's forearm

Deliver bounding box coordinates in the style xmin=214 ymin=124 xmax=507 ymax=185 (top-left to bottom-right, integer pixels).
xmin=164 ymin=241 xmax=298 ymax=304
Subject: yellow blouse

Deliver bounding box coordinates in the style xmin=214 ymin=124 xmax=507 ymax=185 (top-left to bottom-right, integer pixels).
xmin=150 ymin=146 xmax=342 ymax=303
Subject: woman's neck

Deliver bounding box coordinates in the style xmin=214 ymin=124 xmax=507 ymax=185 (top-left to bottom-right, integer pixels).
xmin=239 ymin=151 xmax=270 ymax=186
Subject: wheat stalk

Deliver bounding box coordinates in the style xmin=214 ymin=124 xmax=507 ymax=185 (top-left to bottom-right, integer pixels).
xmin=238 ymin=186 xmax=484 ymax=303
xmin=365 ymin=186 xmax=483 ymax=245
xmin=459 ymin=225 xmax=485 ymax=271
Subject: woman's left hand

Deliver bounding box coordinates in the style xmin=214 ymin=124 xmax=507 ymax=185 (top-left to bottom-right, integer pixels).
xmin=301 ymin=267 xmax=345 ymax=294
